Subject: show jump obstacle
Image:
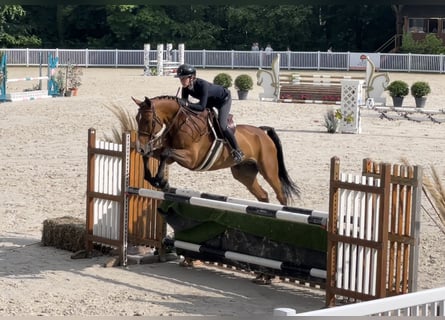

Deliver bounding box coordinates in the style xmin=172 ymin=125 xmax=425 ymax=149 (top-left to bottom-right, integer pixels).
xmin=86 ymin=128 xmax=422 ymax=307
xmin=0 ymin=53 xmax=59 ymax=102
xmin=143 ymin=43 xmax=185 ymax=76
xmin=256 ymin=54 xmax=389 ymax=106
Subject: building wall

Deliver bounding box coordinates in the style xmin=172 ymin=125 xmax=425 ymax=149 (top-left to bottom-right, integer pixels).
xmin=401 ymin=5 xmax=445 ymax=43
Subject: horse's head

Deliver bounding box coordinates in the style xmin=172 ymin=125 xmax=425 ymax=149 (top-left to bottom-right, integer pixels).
xmin=132 ymin=96 xmax=167 ymax=157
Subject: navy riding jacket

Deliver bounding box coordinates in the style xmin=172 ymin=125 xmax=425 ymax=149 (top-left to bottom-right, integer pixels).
xmin=181 ymin=78 xmax=229 ymax=111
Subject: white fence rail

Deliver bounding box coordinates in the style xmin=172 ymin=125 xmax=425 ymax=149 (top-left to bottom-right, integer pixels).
xmin=274 ymin=286 xmax=445 ymax=316
xmin=1 ymin=48 xmax=445 ymax=73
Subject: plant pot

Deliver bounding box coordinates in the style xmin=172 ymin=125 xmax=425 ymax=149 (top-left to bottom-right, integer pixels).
xmin=237 ymin=90 xmax=248 ymax=100
xmin=391 ymin=96 xmax=404 ymax=107
xmin=64 ymin=89 xmax=72 ymax=97
xmin=414 ymin=97 xmax=426 ymax=108
xmin=70 ymin=88 xmax=79 ymax=96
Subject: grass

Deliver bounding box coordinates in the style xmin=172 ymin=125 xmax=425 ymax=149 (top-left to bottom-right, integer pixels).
xmin=422 ymin=165 xmax=445 ymax=234
xmin=103 ymin=103 xmax=137 ymax=144
xmin=402 ymin=157 xmax=445 ymax=234
xmin=323 ymin=109 xmax=339 ymax=133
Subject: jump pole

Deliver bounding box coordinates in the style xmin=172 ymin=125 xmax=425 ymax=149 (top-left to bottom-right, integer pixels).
xmin=163 ymin=238 xmax=327 ymax=280
xmin=126 ymin=187 xmax=328 ymax=227
xmin=126 ymin=186 xmax=328 ymax=280
xmin=167 ymin=186 xmax=327 ymax=219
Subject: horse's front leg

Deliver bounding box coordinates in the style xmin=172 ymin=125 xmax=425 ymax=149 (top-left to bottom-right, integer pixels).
xmin=152 ymin=150 xmax=170 ymax=190
xmin=142 ymin=155 xmax=155 ymax=182
xmin=142 ymin=155 xmax=168 ymax=190
xmin=150 ymin=148 xmax=200 ymax=188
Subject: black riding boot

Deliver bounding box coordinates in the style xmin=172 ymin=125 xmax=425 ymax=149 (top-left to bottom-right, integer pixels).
xmin=223 ymin=129 xmax=244 ymax=163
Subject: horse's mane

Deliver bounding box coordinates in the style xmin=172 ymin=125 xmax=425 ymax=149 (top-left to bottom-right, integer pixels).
xmin=152 ymin=95 xmax=188 ymax=108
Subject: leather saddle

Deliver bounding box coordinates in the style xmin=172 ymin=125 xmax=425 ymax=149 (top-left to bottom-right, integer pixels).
xmin=206 ymin=108 xmax=236 ymax=140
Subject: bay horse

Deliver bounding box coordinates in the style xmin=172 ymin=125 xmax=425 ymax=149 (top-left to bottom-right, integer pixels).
xmin=132 ymin=95 xmax=299 ymax=205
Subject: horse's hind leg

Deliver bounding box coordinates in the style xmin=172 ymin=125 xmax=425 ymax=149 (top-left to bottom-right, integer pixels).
xmin=255 ymin=160 xmax=287 ymax=205
xmin=250 ymin=151 xmax=288 ymax=205
xmin=230 ymin=163 xmax=269 ymax=202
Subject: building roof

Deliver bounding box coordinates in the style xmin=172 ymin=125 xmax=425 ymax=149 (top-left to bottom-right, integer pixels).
xmin=401 ymin=5 xmax=445 ymax=17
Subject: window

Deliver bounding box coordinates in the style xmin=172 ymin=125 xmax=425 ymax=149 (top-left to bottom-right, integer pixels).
xmin=427 ymin=18 xmax=438 ymax=33
xmin=409 ymin=18 xmax=426 ymax=32
xmin=409 ymin=18 xmax=440 ymax=33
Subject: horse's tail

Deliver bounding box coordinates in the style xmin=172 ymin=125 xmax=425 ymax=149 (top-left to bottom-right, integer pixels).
xmin=260 ymin=126 xmax=301 ymax=202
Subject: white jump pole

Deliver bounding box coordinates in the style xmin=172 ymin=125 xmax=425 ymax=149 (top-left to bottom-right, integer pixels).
xmin=127 ymin=187 xmax=328 ymax=227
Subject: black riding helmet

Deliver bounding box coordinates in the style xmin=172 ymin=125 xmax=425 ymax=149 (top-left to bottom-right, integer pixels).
xmin=176 ymin=64 xmax=196 ymax=78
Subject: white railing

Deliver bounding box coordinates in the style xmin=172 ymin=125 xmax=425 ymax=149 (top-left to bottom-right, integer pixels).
xmin=274 ymin=286 xmax=445 ymax=316
xmin=0 ymin=48 xmax=445 ymax=73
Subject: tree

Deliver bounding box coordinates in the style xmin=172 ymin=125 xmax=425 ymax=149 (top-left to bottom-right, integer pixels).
xmin=1 ymin=5 xmax=400 ymax=52
xmin=105 ymin=5 xmax=177 ymax=49
xmin=320 ymin=5 xmax=394 ymax=52
xmin=226 ymin=6 xmax=315 ymax=51
xmin=168 ymin=6 xmax=224 ymax=49
xmin=0 ymin=5 xmax=41 ymax=47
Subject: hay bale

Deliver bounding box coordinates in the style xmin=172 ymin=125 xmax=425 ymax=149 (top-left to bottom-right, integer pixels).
xmin=42 ymin=216 xmax=86 ymax=252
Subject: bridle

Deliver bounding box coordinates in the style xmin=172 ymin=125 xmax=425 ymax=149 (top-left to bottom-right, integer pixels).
xmin=136 ymin=99 xmax=184 ymax=157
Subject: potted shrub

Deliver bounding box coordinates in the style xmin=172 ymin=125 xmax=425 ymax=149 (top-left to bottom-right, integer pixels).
xmin=386 ymin=80 xmax=409 ymax=107
xmin=213 ymin=73 xmax=232 ymax=89
xmin=411 ymin=81 xmax=430 ymax=108
xmin=66 ymin=64 xmax=83 ymax=96
xmin=56 ymin=63 xmax=83 ymax=97
xmin=234 ymin=74 xmax=253 ymax=100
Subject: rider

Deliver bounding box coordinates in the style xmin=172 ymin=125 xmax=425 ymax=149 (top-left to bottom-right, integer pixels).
xmin=175 ymin=63 xmax=245 ymax=163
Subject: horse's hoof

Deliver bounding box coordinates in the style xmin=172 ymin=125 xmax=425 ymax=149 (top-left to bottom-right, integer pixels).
xmin=161 ymin=182 xmax=170 ymax=191
xmin=179 ymin=257 xmax=203 ymax=267
xmin=252 ymin=274 xmax=273 ymax=285
xmin=158 ymin=180 xmax=168 ymax=189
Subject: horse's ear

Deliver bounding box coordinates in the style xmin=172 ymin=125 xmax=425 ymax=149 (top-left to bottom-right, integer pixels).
xmin=131 ymin=96 xmax=142 ymax=106
xmin=144 ymin=96 xmax=150 ymax=104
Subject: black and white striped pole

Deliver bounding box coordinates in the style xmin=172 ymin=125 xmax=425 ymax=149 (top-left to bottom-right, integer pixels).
xmin=126 ymin=187 xmax=327 ymax=227
xmin=163 ymin=238 xmax=327 ymax=280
